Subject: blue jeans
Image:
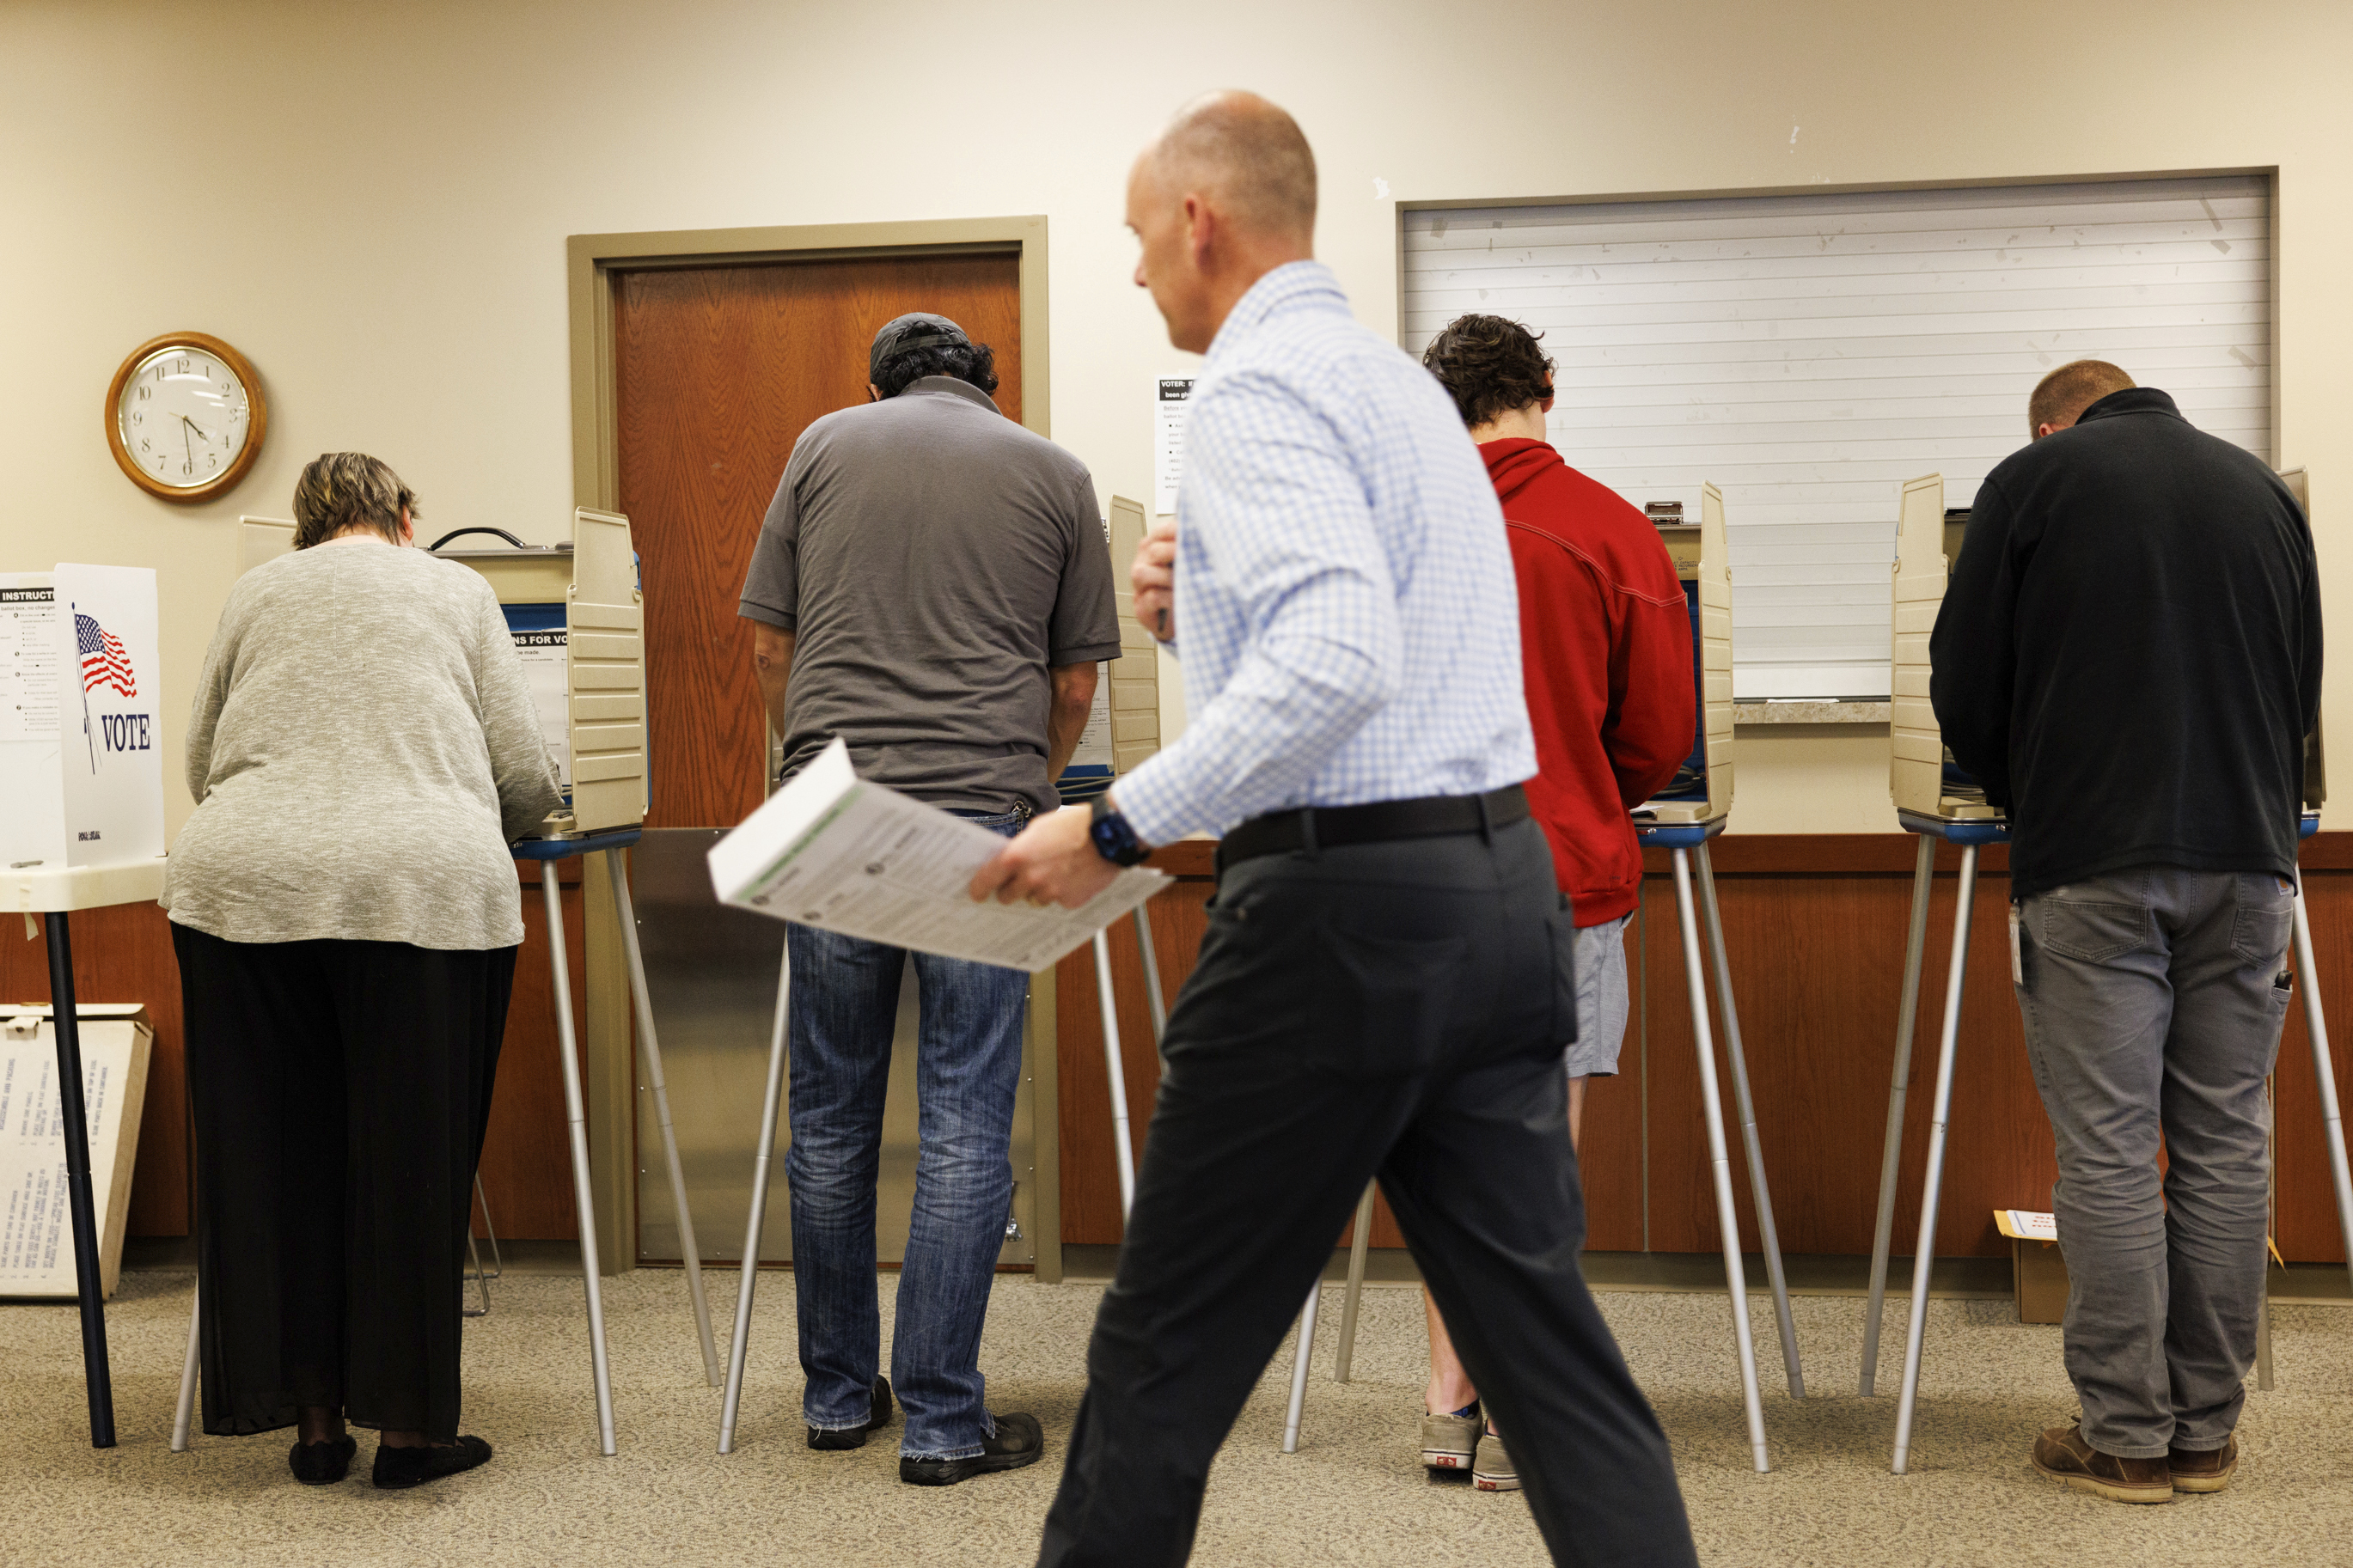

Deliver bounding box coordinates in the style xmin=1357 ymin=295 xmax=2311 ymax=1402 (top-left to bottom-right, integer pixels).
xmin=785 ymin=808 xmax=1030 ymax=1461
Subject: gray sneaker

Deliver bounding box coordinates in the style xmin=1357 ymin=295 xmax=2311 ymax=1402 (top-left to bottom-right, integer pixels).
xmin=1472 ymin=1425 xmax=1519 ymax=1492
xmin=1421 ymin=1406 xmax=1480 ymax=1472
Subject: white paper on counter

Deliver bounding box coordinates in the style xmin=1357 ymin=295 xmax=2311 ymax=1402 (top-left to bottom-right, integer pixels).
xmin=708 ymin=738 xmax=1166 ymax=973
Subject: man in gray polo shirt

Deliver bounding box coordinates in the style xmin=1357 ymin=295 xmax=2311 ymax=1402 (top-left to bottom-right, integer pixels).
xmin=737 ymin=313 xmax=1119 ymax=1486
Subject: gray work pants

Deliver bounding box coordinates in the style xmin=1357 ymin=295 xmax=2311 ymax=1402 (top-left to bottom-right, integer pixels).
xmin=2014 ymin=865 xmax=2295 ymax=1458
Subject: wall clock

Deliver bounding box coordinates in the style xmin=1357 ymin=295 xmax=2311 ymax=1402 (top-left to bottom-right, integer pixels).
xmin=105 ymin=332 xmax=266 ymax=503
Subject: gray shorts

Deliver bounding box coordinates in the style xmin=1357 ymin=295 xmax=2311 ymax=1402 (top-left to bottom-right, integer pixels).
xmin=1561 ymin=912 xmax=1632 ymax=1078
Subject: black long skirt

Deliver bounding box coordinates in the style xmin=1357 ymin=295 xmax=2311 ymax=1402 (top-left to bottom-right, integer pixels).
xmin=172 ymin=924 xmax=517 ymax=1441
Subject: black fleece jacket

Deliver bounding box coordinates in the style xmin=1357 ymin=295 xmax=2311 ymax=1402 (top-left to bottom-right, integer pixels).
xmin=1930 ymin=387 xmax=2320 ymax=899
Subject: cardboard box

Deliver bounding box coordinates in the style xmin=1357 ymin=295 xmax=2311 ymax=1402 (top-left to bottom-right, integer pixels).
xmin=0 ymin=1004 xmax=152 ymax=1299
xmin=1995 ymin=1209 xmax=2069 ymax=1324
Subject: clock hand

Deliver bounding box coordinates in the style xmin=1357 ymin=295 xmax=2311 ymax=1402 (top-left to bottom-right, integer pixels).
xmin=180 ymin=419 xmax=193 ymax=467
xmin=179 ymin=412 xmax=217 ymax=442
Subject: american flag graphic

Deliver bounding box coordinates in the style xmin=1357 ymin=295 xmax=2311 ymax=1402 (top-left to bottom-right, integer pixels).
xmin=76 ymin=613 xmax=136 ymax=699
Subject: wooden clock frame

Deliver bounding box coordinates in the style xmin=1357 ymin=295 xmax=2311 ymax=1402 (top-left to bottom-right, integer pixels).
xmin=104 ymin=331 xmax=268 ymax=504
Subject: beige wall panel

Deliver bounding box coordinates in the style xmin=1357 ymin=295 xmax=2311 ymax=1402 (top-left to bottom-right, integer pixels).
xmin=3 ymin=2 xmax=2349 ymax=842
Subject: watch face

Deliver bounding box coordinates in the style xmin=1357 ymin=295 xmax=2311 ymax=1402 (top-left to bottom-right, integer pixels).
xmin=115 ymin=345 xmax=251 ymax=490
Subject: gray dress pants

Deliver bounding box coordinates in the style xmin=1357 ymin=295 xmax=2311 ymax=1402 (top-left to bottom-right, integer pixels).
xmin=2014 ymin=864 xmax=2295 ymax=1458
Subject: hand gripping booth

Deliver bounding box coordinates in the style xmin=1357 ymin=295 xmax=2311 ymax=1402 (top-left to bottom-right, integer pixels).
xmin=1861 ymin=470 xmax=2353 ymax=1475
xmin=1285 ymin=485 xmax=1804 ymax=1469
xmin=175 ymin=511 xmax=710 ymax=1462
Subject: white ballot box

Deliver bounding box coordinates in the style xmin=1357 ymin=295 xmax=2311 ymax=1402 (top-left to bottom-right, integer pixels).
xmin=0 ymin=1004 xmax=152 ymax=1300
xmin=1633 ymin=484 xmax=1733 ymax=825
xmin=0 ymin=564 xmax=165 ymax=874
xmin=241 ymin=511 xmax=649 ymax=835
xmin=710 ymin=738 xmax=1167 ymax=973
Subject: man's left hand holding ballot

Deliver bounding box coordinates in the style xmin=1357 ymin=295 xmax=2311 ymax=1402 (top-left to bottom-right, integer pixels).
xmin=711 ymin=737 xmax=1166 ymax=971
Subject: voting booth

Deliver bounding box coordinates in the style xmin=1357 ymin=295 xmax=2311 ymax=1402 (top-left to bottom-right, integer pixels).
xmin=1631 ymin=484 xmax=1803 ymax=1472
xmin=1861 ymin=471 xmax=2014 ymax=1470
xmin=1635 ymin=485 xmax=1734 ymax=827
xmin=199 ymin=513 xmax=712 ymax=1460
xmin=0 ymin=562 xmax=166 ymax=1449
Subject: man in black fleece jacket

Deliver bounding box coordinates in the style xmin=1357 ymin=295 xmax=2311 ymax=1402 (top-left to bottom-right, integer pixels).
xmin=1933 ymin=359 xmax=2319 ymax=1504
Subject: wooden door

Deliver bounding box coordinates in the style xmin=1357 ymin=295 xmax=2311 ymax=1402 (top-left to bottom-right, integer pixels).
xmin=612 ymin=252 xmax=1025 ymax=832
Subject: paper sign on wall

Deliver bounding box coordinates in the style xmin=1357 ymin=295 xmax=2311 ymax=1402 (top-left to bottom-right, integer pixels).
xmin=1153 ymin=377 xmax=1193 ymax=516
xmin=0 ymin=564 xmax=163 ymax=872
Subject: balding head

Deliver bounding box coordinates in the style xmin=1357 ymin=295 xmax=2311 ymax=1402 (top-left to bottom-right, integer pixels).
xmin=1142 ymin=90 xmax=1317 ymax=248
xmin=1125 ymin=91 xmax=1319 ymax=353
xmin=2029 ymin=359 xmax=2135 ymax=439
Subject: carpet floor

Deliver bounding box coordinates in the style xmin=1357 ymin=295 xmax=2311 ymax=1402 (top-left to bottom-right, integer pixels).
xmin=4 ymin=1267 xmax=2348 ymax=1566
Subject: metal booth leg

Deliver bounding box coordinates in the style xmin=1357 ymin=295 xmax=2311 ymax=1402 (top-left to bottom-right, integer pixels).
xmin=1891 ymin=843 xmax=1978 ymax=1474
xmin=1092 ymin=930 xmax=1139 ymax=1217
xmin=718 ymin=942 xmax=792 ymax=1453
xmin=1333 ymin=1185 xmax=1377 ymax=1382
xmin=541 ymin=862 xmax=616 ymax=1457
xmin=2291 ymin=885 xmax=2353 ymax=1293
xmin=1670 ymin=847 xmax=1769 ymax=1473
xmin=43 ymin=912 xmax=114 ymax=1449
xmin=171 ymin=1284 xmax=199 ymax=1452
xmin=464 ymin=1171 xmax=503 ymax=1319
xmin=1693 ymin=842 xmax=1805 ymax=1400
xmin=1862 ymin=833 xmax=1938 ymax=1394
xmin=1282 ymin=1279 xmax=1322 ymax=1455
xmin=608 ymin=846 xmax=722 ymax=1386
xmin=1132 ymin=904 xmax=1169 ymax=1039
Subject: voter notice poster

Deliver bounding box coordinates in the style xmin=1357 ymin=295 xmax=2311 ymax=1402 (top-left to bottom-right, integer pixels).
xmin=54 ymin=564 xmax=163 ymax=868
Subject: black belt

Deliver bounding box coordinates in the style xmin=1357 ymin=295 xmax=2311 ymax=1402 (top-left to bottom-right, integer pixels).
xmin=1218 ymin=784 xmax=1529 ymax=872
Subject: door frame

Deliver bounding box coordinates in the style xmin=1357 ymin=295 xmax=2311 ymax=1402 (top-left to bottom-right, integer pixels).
xmin=563 ymin=217 xmax=1061 ymax=1278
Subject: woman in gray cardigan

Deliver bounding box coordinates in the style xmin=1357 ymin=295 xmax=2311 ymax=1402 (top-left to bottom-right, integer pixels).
xmin=163 ymin=453 xmax=562 ymax=1491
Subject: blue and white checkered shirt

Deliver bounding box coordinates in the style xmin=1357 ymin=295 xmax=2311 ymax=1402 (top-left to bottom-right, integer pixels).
xmin=1115 ymin=261 xmax=1537 ymax=846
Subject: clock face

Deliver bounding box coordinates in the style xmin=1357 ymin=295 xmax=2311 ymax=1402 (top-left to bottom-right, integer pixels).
xmin=115 ymin=345 xmax=251 ymax=490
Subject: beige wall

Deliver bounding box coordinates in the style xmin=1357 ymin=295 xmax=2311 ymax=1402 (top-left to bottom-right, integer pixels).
xmin=5 ymin=0 xmax=2346 ymax=840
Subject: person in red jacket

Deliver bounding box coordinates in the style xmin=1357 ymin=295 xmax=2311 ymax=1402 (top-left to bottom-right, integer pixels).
xmin=1413 ymin=314 xmax=1696 ymax=1492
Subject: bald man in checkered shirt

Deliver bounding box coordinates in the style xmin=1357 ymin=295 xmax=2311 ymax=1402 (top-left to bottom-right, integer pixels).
xmin=975 ymin=93 xmax=1696 ymax=1568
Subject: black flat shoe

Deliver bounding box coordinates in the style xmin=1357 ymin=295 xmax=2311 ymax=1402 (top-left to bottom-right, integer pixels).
xmin=371 ymin=1435 xmax=492 ymax=1490
xmin=808 ymin=1376 xmax=895 ymax=1450
xmin=900 ymin=1412 xmax=1044 ymax=1486
xmin=288 ymin=1435 xmax=356 ymax=1486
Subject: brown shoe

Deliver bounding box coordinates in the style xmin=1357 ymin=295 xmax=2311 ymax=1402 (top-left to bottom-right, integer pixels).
xmin=2168 ymin=1436 xmax=2239 ymax=1493
xmin=2032 ymin=1422 xmax=2171 ymax=1504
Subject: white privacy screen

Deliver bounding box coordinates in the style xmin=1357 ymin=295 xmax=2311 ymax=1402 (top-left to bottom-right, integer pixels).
xmin=1400 ymin=176 xmax=2271 ymax=699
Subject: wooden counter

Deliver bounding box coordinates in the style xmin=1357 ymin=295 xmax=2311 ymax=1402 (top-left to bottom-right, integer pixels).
xmin=1055 ymin=832 xmax=2353 ymax=1264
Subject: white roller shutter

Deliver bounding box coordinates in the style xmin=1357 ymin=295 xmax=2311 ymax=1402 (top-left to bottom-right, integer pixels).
xmin=1400 ymin=175 xmax=2272 ymax=699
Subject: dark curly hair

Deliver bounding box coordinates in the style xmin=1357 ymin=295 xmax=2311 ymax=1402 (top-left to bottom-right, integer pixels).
xmin=875 ymin=339 xmax=1000 ymax=400
xmin=1421 ymin=314 xmax=1555 ymax=430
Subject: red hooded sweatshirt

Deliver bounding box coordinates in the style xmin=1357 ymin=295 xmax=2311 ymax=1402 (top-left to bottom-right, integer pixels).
xmin=1484 ymin=439 xmax=1696 ymax=926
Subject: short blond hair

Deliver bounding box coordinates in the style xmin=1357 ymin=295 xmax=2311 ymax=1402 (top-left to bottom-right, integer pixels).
xmin=1150 ymin=90 xmax=1317 ymax=244
xmin=292 ymin=453 xmax=418 ymax=549
xmin=2028 ymin=360 xmax=2135 ymax=437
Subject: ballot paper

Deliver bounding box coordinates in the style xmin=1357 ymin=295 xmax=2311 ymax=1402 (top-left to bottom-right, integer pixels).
xmin=708 ymin=738 xmax=1168 ymax=973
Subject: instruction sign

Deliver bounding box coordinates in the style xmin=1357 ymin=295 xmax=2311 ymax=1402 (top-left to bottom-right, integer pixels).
xmin=0 ymin=565 xmax=162 ymax=872
xmin=1153 ymin=377 xmax=1193 ymax=516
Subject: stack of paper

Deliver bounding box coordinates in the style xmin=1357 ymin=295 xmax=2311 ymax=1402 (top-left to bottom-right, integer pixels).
xmin=708 ymin=739 xmax=1168 ymax=973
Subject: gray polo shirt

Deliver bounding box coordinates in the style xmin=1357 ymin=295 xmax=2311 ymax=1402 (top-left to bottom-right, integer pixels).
xmin=738 ymin=376 xmax=1121 ymax=815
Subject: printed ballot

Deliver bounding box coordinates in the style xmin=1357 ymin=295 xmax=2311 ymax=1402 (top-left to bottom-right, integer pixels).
xmin=708 ymin=738 xmax=1168 ymax=973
